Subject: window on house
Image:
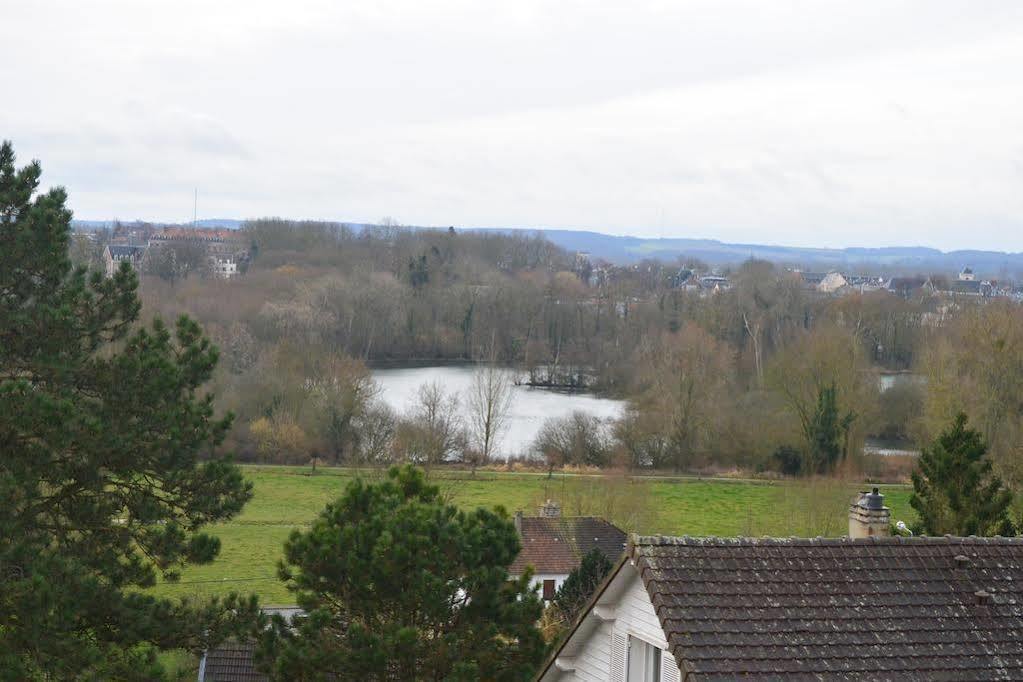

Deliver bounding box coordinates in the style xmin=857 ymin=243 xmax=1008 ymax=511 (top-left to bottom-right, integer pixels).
xmin=542 ymin=579 xmax=556 ymax=601
xmin=627 ymin=636 xmax=661 ymax=682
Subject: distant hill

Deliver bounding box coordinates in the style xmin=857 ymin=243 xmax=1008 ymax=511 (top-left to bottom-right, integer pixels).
xmin=472 ymin=229 xmax=1023 ymax=276
xmin=72 ymin=218 xmax=1023 ymax=277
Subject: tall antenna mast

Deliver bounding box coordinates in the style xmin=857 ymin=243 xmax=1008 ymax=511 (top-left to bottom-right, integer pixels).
xmin=193 ymin=187 xmax=198 ymax=227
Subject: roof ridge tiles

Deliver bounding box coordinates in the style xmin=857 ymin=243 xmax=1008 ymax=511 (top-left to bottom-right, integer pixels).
xmin=631 ymin=534 xmax=1023 ymax=547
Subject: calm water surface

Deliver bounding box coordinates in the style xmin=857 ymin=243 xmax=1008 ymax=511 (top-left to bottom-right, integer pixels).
xmin=372 ymin=366 xmax=626 ymax=459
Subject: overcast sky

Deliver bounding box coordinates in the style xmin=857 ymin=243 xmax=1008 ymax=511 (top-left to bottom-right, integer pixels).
xmin=3 ymin=1 xmax=1023 ymax=251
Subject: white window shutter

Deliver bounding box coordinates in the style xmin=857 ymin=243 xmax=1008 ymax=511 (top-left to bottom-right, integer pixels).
xmin=610 ymin=631 xmax=628 ymax=681
xmin=660 ymin=649 xmax=681 ymax=682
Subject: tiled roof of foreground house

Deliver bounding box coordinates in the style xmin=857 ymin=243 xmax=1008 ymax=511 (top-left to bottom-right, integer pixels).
xmin=639 ymin=535 xmax=1023 ymax=679
xmin=538 ymin=534 xmax=1023 ymax=681
xmin=509 ymin=515 xmax=627 ymax=575
xmin=200 ymin=641 xmax=266 ymax=682
xmin=198 ymin=608 xmax=301 ymax=682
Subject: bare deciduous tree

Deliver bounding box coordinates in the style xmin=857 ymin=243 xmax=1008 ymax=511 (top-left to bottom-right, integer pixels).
xmin=766 ymin=323 xmax=874 ymax=474
xmin=394 ymin=382 xmax=467 ymax=466
xmin=356 ymin=403 xmax=398 ymax=466
xmin=466 ymin=364 xmax=513 ymax=473
xmin=414 ymin=381 xmax=466 ymax=465
xmin=533 ymin=412 xmax=613 ymax=475
xmin=307 ymin=354 xmax=380 ymax=464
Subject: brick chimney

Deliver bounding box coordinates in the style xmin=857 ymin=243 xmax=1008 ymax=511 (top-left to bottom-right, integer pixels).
xmin=849 ymin=488 xmax=890 ymax=538
xmin=539 ymin=499 xmax=562 ymax=518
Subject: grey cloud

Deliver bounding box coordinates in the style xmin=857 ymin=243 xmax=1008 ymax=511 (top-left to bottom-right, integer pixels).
xmin=2 ymin=1 xmax=1023 ymax=250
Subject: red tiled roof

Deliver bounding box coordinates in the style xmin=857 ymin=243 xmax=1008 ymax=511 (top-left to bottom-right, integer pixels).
xmin=510 ymin=516 xmax=626 ymax=576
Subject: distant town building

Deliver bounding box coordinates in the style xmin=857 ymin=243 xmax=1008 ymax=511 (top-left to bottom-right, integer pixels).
xmin=886 ymin=276 xmax=934 ymax=299
xmin=698 ymin=275 xmax=730 ymax=294
xmin=796 ymin=271 xmax=826 ymax=288
xmin=211 ymin=253 xmax=240 ymax=278
xmin=103 ymin=244 xmax=146 ymax=277
xmin=671 ymin=267 xmax=695 ymax=289
xmin=845 ymin=275 xmax=886 ymax=293
xmin=148 ymin=227 xmax=248 ymax=278
xmin=958 ymin=266 xmax=976 ymax=282
xmin=947 ymin=279 xmax=992 ymax=297
xmin=817 ymin=271 xmax=848 ymax=294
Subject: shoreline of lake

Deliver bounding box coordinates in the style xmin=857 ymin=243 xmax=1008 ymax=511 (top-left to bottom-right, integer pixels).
xmin=371 ymin=365 xmax=627 ymax=460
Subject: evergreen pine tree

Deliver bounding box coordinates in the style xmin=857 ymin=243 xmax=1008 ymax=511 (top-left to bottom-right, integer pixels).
xmin=551 ymin=547 xmax=614 ymax=624
xmin=259 ymin=465 xmax=547 ymax=680
xmin=0 ymin=141 xmax=254 ymax=679
xmin=910 ymin=413 xmax=1015 ymax=536
xmin=806 ymin=382 xmax=855 ymax=474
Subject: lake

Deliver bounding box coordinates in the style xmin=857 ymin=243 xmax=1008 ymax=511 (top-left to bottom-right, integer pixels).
xmin=372 ymin=366 xmax=627 ymax=459
xmin=878 ymin=372 xmax=926 ymax=392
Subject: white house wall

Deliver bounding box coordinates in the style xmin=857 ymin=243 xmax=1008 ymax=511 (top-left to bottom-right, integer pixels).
xmin=615 ymin=568 xmax=667 ymax=649
xmin=530 ymin=573 xmax=569 ymax=596
xmin=544 ymin=562 xmax=681 ymax=682
xmin=562 ymin=620 xmax=613 ymax=682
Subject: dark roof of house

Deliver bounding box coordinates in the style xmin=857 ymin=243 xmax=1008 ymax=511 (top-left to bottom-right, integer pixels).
xmin=887 ymin=276 xmax=932 ymax=294
xmin=199 ymin=608 xmax=301 ymax=682
xmin=945 ymin=280 xmax=988 ymax=295
xmin=107 ymin=244 xmax=145 ymax=258
xmin=510 ymin=516 xmax=627 ymax=576
xmin=200 ymin=641 xmax=266 ymax=682
xmin=633 ymin=535 xmax=1023 ymax=680
xmin=798 ymin=272 xmax=826 ymax=284
xmin=673 ymin=268 xmax=695 ymax=284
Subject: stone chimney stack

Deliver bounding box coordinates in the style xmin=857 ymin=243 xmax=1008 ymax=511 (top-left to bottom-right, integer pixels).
xmin=849 ymin=488 xmax=890 ymax=538
xmin=539 ymin=499 xmax=562 ymax=518
xmin=514 ymin=510 xmax=523 ymax=533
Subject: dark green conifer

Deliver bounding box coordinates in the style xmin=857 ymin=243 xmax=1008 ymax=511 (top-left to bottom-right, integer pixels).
xmin=260 ymin=465 xmax=547 ymax=680
xmin=551 ymin=547 xmax=614 ymax=624
xmin=910 ymin=413 xmax=1014 ymax=536
xmin=0 ymin=141 xmax=254 ymax=679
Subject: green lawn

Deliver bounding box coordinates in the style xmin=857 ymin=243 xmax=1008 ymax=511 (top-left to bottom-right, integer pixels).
xmin=150 ymin=466 xmax=913 ymax=604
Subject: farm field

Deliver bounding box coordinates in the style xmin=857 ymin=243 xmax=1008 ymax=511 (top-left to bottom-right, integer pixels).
xmin=150 ymin=465 xmax=913 ymax=604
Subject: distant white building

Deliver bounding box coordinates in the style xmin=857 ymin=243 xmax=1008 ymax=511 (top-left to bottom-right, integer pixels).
xmin=817 ymin=271 xmax=848 ymax=294
xmin=211 ymin=253 xmax=239 ymax=278
xmin=959 ymin=266 xmax=976 ymax=282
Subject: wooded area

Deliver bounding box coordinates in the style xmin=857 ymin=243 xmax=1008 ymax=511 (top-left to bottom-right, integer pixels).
xmin=74 ymin=219 xmax=1023 ymax=489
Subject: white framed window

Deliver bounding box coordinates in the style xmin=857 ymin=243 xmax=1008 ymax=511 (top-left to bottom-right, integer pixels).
xmin=626 ymin=636 xmax=661 ymax=682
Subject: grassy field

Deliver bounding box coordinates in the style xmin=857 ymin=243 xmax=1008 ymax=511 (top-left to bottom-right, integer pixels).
xmin=149 ymin=466 xmax=913 ymax=604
